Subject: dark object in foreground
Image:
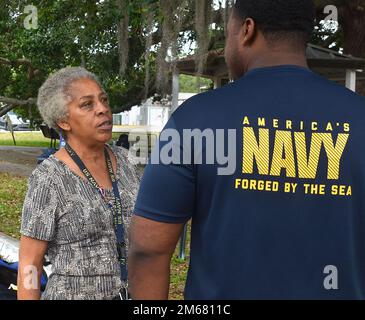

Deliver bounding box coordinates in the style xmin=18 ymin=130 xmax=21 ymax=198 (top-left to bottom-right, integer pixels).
xmin=0 ymin=283 xmax=16 ymax=300
xmin=37 ymin=148 xmax=57 ymax=164
xmin=39 ymin=124 xmax=59 ymax=149
xmin=0 ymin=232 xmax=49 ymax=300
xmin=37 ymin=124 xmax=60 ymax=164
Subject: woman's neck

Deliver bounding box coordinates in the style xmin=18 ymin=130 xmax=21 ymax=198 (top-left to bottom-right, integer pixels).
xmin=66 ymin=137 xmax=106 ymax=164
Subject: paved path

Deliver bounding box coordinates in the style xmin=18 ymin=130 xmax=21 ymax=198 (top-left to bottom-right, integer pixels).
xmin=0 ymin=146 xmax=44 ymax=152
xmin=0 ymin=146 xmax=44 ymax=177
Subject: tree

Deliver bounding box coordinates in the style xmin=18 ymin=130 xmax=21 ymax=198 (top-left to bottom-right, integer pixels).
xmin=1 ymin=0 xmax=364 ymax=126
xmin=0 ymin=0 xmax=163 ymax=124
xmin=315 ymin=0 xmax=365 ymax=94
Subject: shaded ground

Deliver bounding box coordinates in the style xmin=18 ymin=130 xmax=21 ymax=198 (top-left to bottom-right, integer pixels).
xmin=0 ymin=146 xmax=43 ymax=177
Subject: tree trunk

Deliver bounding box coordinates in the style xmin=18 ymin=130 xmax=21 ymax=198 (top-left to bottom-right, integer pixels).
xmin=340 ymin=0 xmax=365 ymax=95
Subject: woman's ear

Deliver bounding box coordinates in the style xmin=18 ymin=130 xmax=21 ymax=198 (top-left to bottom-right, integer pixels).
xmin=57 ymin=120 xmax=71 ymax=133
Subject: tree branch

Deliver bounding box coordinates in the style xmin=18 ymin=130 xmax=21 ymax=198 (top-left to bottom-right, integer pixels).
xmin=0 ymin=57 xmax=40 ymax=80
xmin=151 ymin=8 xmax=223 ymax=46
xmin=0 ymin=96 xmax=36 ymax=106
xmin=0 ymin=97 xmax=36 ymax=117
xmin=0 ymin=104 xmax=15 ymax=117
xmin=113 ymin=80 xmax=157 ymax=114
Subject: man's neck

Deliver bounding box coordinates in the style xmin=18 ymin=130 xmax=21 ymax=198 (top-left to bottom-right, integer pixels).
xmin=66 ymin=137 xmax=105 ymax=164
xmin=246 ymin=50 xmax=308 ymax=73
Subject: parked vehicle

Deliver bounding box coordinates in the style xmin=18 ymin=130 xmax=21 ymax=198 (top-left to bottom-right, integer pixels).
xmin=0 ymin=112 xmax=32 ymax=132
xmin=0 ymin=117 xmax=7 ymax=130
xmin=13 ymin=123 xmax=32 ymax=131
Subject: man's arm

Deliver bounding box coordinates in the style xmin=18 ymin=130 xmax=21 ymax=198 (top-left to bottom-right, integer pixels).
xmin=17 ymin=236 xmax=48 ymax=300
xmin=128 ymin=215 xmax=185 ymax=300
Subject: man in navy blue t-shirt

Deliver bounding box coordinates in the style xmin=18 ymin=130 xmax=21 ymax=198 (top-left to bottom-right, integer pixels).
xmin=129 ymin=0 xmax=365 ymax=299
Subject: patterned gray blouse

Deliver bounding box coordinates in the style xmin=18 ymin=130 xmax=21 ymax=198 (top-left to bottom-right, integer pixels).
xmin=20 ymin=146 xmax=140 ymax=300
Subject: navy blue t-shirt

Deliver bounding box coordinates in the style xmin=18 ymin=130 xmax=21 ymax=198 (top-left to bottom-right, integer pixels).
xmin=134 ymin=65 xmax=365 ymax=299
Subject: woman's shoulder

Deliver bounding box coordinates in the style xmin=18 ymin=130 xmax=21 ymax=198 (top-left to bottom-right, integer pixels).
xmin=28 ymin=155 xmax=62 ymax=185
xmin=110 ymin=145 xmax=142 ymax=183
xmin=110 ymin=145 xmax=139 ymax=167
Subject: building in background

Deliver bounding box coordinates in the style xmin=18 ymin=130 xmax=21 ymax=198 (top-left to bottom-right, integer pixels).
xmin=112 ymin=93 xmax=197 ymax=163
xmin=172 ymin=44 xmax=365 ymax=112
xmin=113 ymin=93 xmax=196 ymax=129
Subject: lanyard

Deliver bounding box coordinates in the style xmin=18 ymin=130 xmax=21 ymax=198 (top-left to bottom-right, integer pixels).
xmin=64 ymin=143 xmax=127 ymax=281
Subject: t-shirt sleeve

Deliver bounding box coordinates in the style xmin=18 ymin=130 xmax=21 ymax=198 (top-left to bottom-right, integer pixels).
xmin=20 ymin=169 xmax=58 ymax=241
xmin=134 ymin=115 xmax=195 ymax=224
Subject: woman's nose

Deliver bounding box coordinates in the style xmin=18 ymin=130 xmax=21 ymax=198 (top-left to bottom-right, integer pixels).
xmin=95 ymin=100 xmax=110 ymax=115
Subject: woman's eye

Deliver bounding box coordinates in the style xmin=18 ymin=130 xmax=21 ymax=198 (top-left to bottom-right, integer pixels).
xmin=82 ymin=102 xmax=93 ymax=108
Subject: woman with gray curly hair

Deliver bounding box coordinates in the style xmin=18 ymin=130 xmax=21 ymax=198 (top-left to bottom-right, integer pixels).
xmin=17 ymin=67 xmax=140 ymax=300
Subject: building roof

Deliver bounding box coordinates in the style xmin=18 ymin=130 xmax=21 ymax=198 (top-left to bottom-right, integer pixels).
xmin=176 ymin=44 xmax=365 ymax=82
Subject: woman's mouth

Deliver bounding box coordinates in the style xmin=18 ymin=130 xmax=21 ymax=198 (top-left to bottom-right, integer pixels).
xmin=97 ymin=120 xmax=113 ymax=130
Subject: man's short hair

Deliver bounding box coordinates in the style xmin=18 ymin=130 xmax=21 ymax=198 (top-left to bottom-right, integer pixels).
xmin=233 ymin=0 xmax=316 ymax=47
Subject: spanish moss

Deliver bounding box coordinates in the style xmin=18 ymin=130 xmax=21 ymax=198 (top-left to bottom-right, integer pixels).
xmin=116 ymin=0 xmax=130 ymax=76
xmin=144 ymin=10 xmax=155 ymax=100
xmin=195 ymin=0 xmax=213 ymax=76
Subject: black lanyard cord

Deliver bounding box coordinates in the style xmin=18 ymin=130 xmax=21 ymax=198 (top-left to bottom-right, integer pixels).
xmin=64 ymin=143 xmax=127 ymax=281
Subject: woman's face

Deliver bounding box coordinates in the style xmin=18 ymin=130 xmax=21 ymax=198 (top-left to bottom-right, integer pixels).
xmin=62 ymin=78 xmax=113 ymax=145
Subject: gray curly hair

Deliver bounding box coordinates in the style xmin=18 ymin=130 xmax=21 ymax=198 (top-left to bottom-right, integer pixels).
xmin=37 ymin=67 xmax=101 ymax=131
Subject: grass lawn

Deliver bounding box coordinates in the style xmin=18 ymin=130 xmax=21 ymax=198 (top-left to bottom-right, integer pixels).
xmin=0 ymin=172 xmax=189 ymax=299
xmin=0 ymin=173 xmax=27 ymax=238
xmin=169 ymin=250 xmax=189 ymax=300
xmin=0 ymin=131 xmax=152 ymax=148
xmin=0 ymin=132 xmax=51 ymax=148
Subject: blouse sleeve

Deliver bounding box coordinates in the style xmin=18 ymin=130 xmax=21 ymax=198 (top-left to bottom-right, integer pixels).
xmin=20 ymin=168 xmax=58 ymax=241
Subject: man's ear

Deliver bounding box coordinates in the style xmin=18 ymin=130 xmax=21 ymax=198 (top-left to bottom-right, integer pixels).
xmin=240 ymin=18 xmax=257 ymax=47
